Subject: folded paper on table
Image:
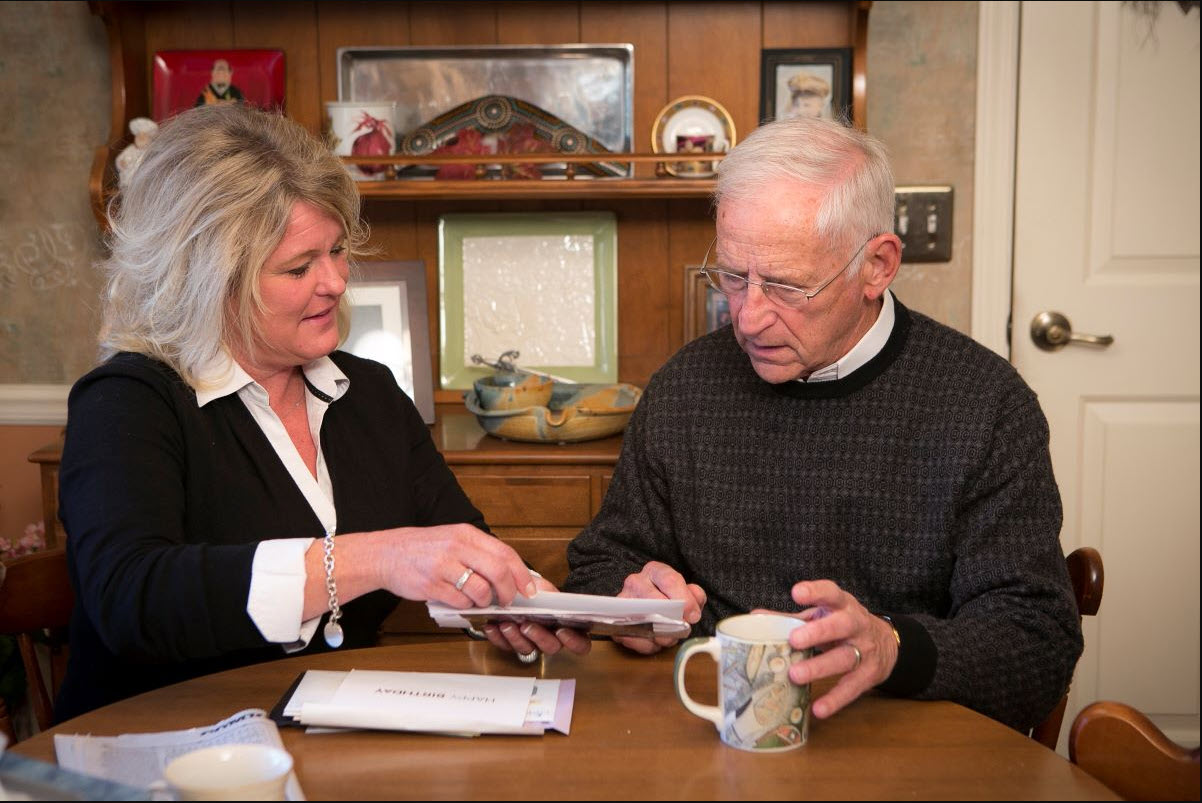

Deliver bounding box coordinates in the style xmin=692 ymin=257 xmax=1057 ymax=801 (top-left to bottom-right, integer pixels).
xmin=52 ymin=708 xmax=305 ymax=800
xmin=274 ymin=670 xmax=574 ymax=736
xmin=428 ymin=589 xmax=689 ymax=639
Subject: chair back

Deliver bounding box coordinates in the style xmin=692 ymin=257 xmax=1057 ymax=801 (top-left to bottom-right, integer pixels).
xmin=0 ymin=547 xmax=74 ymax=741
xmin=1070 ymin=700 xmax=1201 ymax=801
xmin=1030 ymin=546 xmax=1104 ymax=750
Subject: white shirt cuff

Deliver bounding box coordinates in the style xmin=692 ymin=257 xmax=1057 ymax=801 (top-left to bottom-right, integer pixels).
xmin=247 ymin=538 xmax=320 ymax=650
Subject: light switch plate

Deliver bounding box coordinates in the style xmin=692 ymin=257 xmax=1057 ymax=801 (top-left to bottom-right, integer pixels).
xmin=894 ymin=185 xmax=953 ymax=263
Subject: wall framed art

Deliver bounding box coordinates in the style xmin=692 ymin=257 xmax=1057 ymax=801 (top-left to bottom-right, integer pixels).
xmin=759 ymin=48 xmax=852 ymax=124
xmin=152 ymin=49 xmax=285 ymax=122
xmin=683 ymin=266 xmax=731 ymax=342
xmin=343 ymin=260 xmax=435 ymax=424
xmin=438 ymin=212 xmax=618 ymax=390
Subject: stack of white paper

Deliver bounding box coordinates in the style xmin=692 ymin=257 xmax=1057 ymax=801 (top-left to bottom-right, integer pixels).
xmin=428 ymin=589 xmax=689 ymax=638
xmin=282 ymin=670 xmax=574 ymax=736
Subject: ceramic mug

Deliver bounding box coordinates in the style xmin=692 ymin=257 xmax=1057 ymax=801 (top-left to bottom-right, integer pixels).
xmin=674 ymin=613 xmax=812 ymax=752
xmin=159 ymin=743 xmax=293 ymax=800
xmin=324 ymin=101 xmax=397 ymax=180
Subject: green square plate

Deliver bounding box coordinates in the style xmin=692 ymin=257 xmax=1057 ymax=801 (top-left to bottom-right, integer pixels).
xmin=438 ymin=212 xmax=618 ymax=390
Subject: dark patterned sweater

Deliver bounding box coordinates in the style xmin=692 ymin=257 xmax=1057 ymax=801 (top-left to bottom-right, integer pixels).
xmin=565 ymin=300 xmax=1082 ymax=732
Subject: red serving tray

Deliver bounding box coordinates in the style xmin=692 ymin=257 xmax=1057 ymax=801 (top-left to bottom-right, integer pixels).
xmin=152 ymin=49 xmax=285 ymax=122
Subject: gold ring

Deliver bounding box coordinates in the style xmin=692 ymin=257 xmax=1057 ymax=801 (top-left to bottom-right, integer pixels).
xmin=847 ymin=643 xmax=862 ymax=671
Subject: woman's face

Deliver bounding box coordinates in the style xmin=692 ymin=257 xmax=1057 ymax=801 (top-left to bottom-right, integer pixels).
xmin=247 ymin=201 xmax=348 ymax=374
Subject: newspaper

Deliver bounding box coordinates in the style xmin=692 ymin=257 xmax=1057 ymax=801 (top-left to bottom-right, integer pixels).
xmin=428 ymin=589 xmax=689 ymax=638
xmin=53 ymin=708 xmax=305 ymax=800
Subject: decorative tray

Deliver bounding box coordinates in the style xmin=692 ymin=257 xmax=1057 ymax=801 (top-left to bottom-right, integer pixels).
xmin=399 ymin=95 xmax=624 ymax=179
xmin=464 ymin=382 xmax=642 ymax=444
xmin=337 ymin=44 xmax=633 ymax=174
xmin=651 ymin=95 xmax=736 ymax=178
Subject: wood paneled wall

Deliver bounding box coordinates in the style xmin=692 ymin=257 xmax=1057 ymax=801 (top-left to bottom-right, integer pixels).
xmin=103 ymin=0 xmax=864 ymax=396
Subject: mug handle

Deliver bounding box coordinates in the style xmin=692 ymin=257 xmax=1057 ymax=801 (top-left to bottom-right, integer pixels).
xmin=674 ymin=636 xmax=723 ymax=730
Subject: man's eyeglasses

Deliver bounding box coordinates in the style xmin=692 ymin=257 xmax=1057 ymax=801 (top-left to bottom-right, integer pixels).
xmin=699 ymin=235 xmax=876 ymax=309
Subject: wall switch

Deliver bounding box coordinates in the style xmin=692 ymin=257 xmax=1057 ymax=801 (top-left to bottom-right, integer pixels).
xmin=894 ymin=185 xmax=953 ymax=263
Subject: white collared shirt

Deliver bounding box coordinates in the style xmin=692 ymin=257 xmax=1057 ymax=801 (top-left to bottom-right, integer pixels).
xmin=195 ymin=351 xmax=349 ymax=651
xmin=802 ymin=290 xmax=895 ymax=383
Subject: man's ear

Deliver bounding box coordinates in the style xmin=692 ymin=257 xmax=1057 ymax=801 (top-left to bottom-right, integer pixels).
xmin=860 ymin=234 xmax=902 ymax=301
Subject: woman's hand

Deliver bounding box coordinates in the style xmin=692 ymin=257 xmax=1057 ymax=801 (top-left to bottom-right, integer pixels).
xmin=374 ymin=523 xmax=538 ymax=608
xmin=481 ymin=575 xmax=593 ymax=658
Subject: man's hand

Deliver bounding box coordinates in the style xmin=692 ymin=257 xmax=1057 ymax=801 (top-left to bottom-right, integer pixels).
xmin=758 ymin=580 xmax=899 ymax=720
xmin=613 ymin=561 xmax=707 ymax=654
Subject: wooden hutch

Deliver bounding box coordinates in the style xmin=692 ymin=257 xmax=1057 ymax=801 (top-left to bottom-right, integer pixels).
xmin=41 ymin=0 xmax=870 ymax=636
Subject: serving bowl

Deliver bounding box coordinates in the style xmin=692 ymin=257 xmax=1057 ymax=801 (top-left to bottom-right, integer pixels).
xmin=464 ymin=381 xmax=642 ymax=444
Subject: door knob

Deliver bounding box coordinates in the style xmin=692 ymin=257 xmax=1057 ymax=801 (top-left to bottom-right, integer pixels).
xmin=1030 ymin=311 xmax=1114 ymax=351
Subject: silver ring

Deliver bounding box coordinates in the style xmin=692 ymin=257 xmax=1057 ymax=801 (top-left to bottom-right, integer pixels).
xmin=847 ymin=643 xmax=862 ymax=671
xmin=517 ymin=649 xmax=540 ymax=664
xmin=453 ymin=567 xmax=474 ymax=592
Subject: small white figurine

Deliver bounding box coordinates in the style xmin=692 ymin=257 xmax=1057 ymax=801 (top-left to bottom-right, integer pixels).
xmin=115 ymin=117 xmax=160 ymax=187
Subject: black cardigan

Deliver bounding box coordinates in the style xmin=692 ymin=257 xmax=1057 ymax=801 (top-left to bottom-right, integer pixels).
xmin=55 ymin=350 xmax=485 ymax=721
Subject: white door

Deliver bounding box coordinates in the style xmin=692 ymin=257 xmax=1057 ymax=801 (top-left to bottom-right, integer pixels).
xmin=1011 ymin=1 xmax=1200 ymax=749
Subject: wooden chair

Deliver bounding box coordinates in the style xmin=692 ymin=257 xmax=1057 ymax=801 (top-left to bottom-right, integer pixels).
xmin=0 ymin=547 xmax=74 ymax=742
xmin=1070 ymin=700 xmax=1201 ymax=801
xmin=1030 ymin=546 xmax=1104 ymax=750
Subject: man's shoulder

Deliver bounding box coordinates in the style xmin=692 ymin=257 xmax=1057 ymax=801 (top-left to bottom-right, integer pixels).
xmin=900 ymin=304 xmax=1037 ymax=404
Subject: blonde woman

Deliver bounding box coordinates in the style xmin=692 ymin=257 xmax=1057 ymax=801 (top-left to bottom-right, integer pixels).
xmin=56 ymin=103 xmax=586 ymax=721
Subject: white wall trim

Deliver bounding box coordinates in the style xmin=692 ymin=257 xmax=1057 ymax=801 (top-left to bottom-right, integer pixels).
xmin=972 ymin=0 xmax=1021 ymax=359
xmin=0 ymin=384 xmax=70 ymax=425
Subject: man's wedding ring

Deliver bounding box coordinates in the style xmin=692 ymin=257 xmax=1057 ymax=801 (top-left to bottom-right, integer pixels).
xmin=517 ymin=649 xmax=540 ymax=664
xmin=454 ymin=567 xmax=475 ymax=592
xmin=847 ymin=643 xmax=862 ymax=671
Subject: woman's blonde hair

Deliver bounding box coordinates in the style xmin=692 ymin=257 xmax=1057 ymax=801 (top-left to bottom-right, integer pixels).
xmin=98 ymin=102 xmax=369 ymax=387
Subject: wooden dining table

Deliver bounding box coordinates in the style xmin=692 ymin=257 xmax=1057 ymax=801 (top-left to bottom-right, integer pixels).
xmin=11 ymin=640 xmax=1117 ymax=800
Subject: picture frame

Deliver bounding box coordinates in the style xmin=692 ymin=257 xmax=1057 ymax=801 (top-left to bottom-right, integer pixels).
xmin=343 ymin=260 xmax=435 ymax=424
xmin=759 ymin=48 xmax=853 ymax=124
xmin=438 ymin=212 xmax=618 ymax=390
xmin=683 ymin=266 xmax=731 ymax=342
xmin=151 ymin=49 xmax=285 ymax=122
xmin=337 ymin=45 xmax=633 ymax=157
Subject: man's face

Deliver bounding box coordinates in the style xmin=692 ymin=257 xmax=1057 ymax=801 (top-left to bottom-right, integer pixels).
xmin=714 ymin=179 xmax=885 ymax=384
xmin=211 ymin=60 xmax=232 ymax=90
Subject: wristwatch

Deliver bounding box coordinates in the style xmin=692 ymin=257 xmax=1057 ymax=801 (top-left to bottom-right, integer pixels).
xmin=878 ymin=614 xmax=902 ymax=647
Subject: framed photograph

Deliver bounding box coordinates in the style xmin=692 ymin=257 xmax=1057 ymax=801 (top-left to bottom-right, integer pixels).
xmin=683 ymin=267 xmax=731 ymax=342
xmin=337 ymin=45 xmax=633 ymax=157
xmin=438 ymin=212 xmax=618 ymax=390
xmin=343 ymin=261 xmax=435 ymax=424
xmin=759 ymin=48 xmax=852 ymax=124
xmin=151 ymin=49 xmax=285 ymax=122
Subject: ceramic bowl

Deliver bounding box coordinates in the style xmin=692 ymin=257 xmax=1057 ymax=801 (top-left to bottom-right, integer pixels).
xmin=464 ymin=382 xmax=643 ymax=443
xmin=473 ymin=372 xmax=554 ymax=411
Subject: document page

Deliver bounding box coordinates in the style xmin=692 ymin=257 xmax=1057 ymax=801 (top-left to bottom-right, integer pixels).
xmin=428 ymin=589 xmax=689 ymax=638
xmin=280 ymin=670 xmax=574 ymax=735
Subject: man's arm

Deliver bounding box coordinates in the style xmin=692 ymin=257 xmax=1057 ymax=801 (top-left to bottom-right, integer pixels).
xmin=908 ymin=383 xmax=1082 ymax=732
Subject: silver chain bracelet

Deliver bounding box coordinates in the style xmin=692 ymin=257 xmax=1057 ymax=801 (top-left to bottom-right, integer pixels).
xmin=322 ymin=529 xmax=344 ymax=648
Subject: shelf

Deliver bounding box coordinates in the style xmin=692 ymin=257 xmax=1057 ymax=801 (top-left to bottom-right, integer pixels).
xmin=351 ymin=152 xmax=720 ymax=201
xmin=357 ymin=177 xmax=715 ymax=201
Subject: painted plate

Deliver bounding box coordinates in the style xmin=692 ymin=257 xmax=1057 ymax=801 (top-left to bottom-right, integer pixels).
xmin=151 ymin=49 xmax=285 ymax=122
xmin=651 ymin=95 xmax=736 ymax=178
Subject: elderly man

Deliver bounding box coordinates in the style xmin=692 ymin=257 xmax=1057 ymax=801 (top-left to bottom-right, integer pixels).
xmin=563 ymin=115 xmax=1082 ymax=733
